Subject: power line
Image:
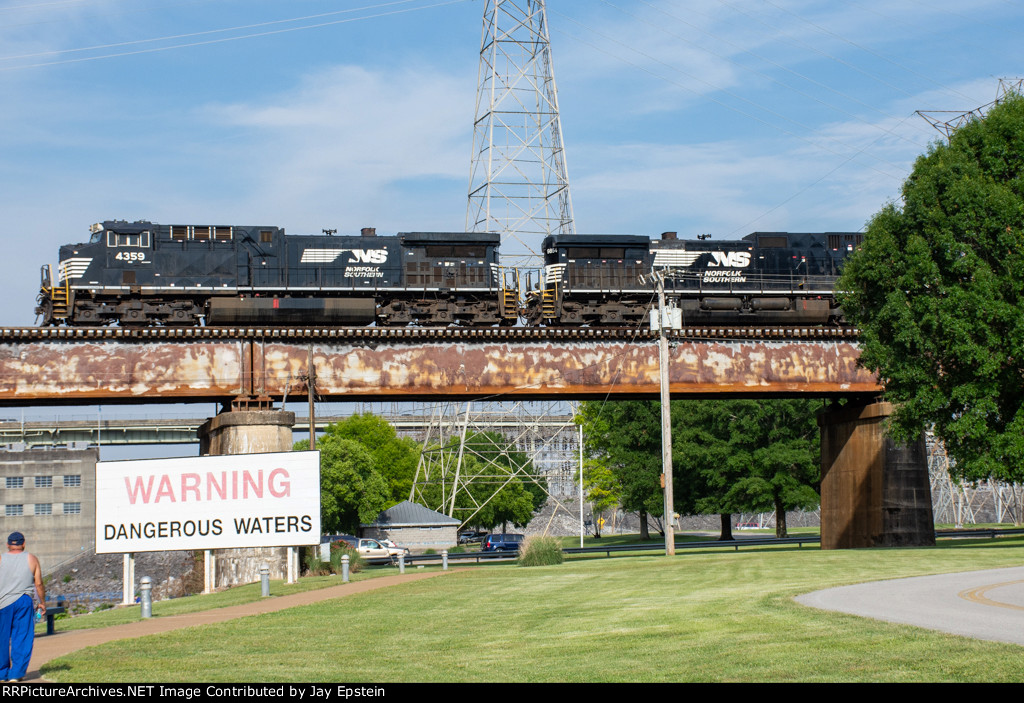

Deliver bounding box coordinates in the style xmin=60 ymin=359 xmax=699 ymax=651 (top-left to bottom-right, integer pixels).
xmin=0 ymin=0 xmax=472 ymax=71
xmin=551 ymin=10 xmax=911 ymax=181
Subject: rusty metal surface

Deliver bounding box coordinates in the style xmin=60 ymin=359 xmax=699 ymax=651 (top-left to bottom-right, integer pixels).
xmin=256 ymin=339 xmax=880 ymax=401
xmin=0 ymin=337 xmax=880 ymax=405
xmin=0 ymin=341 xmax=246 ymax=404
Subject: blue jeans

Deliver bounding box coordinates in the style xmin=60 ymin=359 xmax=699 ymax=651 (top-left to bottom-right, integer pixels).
xmin=0 ymin=594 xmax=34 ymax=681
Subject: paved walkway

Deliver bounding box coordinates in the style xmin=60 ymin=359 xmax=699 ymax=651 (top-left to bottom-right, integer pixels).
xmin=796 ymin=566 xmax=1024 ymax=646
xmin=25 ymin=570 xmax=450 ymax=682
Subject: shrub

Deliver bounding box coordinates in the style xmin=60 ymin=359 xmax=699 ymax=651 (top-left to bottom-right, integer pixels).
xmin=517 ymin=536 xmax=564 ymax=567
xmin=329 ymin=541 xmax=364 ymax=574
xmin=303 ymin=551 xmax=331 ymax=577
xmin=448 ymin=545 xmax=466 ymax=554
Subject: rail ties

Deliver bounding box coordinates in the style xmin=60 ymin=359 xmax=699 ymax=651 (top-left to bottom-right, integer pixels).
xmin=0 ymin=325 xmax=860 ymax=342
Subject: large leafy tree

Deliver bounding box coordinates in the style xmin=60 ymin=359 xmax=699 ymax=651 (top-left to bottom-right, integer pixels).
xmin=295 ymin=413 xmax=419 ymax=533
xmin=580 ymin=399 xmax=820 ymax=539
xmin=295 ymin=435 xmax=389 ymax=534
xmin=323 ymin=413 xmax=421 ymax=502
xmin=673 ymin=399 xmax=820 ymax=538
xmin=577 ymin=401 xmax=670 ymax=540
xmin=838 ymin=93 xmax=1024 ymax=481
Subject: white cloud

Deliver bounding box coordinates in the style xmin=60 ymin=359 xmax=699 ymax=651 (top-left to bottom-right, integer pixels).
xmin=197 ymin=64 xmax=475 ymax=231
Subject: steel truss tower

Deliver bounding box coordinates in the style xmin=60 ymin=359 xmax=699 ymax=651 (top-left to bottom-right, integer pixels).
xmin=926 ymin=432 xmax=1024 ymax=527
xmin=917 ymin=78 xmax=1024 ymax=140
xmin=408 ymin=401 xmax=582 ymax=528
xmin=466 ymin=0 xmax=575 ymax=254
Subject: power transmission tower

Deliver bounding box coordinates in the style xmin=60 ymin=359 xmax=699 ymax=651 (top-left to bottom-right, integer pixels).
xmin=466 ymin=0 xmax=575 ymax=257
xmin=917 ymin=77 xmax=1024 ymax=140
xmin=407 ymin=401 xmax=581 ymax=530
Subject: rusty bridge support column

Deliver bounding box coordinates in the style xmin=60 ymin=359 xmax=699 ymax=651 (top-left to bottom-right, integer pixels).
xmin=819 ymin=401 xmax=934 ymax=549
xmin=197 ymin=409 xmax=296 ymax=588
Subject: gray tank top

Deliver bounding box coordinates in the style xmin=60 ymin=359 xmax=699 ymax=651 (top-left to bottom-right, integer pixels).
xmin=0 ymin=552 xmax=35 ymax=610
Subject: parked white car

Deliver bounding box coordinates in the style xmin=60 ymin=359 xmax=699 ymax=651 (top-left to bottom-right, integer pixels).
xmin=378 ymin=538 xmax=410 ymax=557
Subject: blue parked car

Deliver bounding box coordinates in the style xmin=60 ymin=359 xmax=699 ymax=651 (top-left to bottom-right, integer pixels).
xmin=480 ymin=533 xmax=525 ymax=552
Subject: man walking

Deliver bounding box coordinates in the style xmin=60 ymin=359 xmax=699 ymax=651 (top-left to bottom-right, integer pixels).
xmin=0 ymin=532 xmax=44 ymax=682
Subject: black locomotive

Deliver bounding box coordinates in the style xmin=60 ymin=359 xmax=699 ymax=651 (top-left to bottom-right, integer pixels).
xmin=524 ymin=230 xmax=863 ymax=326
xmin=37 ymin=220 xmax=518 ymax=326
xmin=37 ymin=220 xmax=861 ymax=327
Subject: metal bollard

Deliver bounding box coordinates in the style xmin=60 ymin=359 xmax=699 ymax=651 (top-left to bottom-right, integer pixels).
xmin=398 ymin=554 xmax=405 ymax=574
xmin=442 ymin=550 xmax=448 ymax=571
xmin=260 ymin=563 xmax=270 ymax=598
xmin=140 ymin=576 xmax=152 ymax=618
xmin=341 ymin=555 xmax=350 ymax=583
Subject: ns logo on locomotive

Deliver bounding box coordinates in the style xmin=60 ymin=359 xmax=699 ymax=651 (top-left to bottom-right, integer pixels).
xmin=36 ymin=221 xmax=862 ymax=328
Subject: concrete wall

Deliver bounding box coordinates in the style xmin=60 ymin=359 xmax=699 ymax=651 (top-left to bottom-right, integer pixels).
xmin=197 ymin=410 xmax=296 ymax=587
xmin=362 ymin=526 xmax=458 ymax=553
xmin=0 ymin=446 xmax=97 ymax=571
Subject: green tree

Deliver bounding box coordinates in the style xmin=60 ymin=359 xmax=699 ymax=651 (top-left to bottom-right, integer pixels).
xmin=838 ymin=93 xmax=1024 ymax=482
xmin=577 ymin=401 xmax=667 ymax=540
xmin=674 ymin=400 xmax=820 ymax=538
xmin=580 ymin=399 xmax=820 ymax=539
xmin=295 ymin=435 xmax=389 ymax=534
xmin=582 ymin=458 xmax=621 ymax=538
xmin=322 ymin=413 xmax=421 ymax=503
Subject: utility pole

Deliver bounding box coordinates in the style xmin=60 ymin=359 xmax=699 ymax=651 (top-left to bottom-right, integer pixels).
xmin=655 ymin=274 xmax=676 ymax=556
xmin=307 ymin=346 xmax=316 ymax=449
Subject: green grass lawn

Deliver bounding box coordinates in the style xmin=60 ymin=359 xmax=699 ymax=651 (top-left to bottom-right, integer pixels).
xmin=41 ymin=536 xmax=1024 ymax=682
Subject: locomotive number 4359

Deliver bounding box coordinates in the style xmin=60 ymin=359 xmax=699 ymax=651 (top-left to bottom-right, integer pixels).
xmin=114 ymin=251 xmax=147 ymax=262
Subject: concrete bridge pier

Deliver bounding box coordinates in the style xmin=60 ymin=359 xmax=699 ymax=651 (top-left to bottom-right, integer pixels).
xmin=819 ymin=401 xmax=934 ymax=549
xmin=197 ymin=409 xmax=297 ymax=588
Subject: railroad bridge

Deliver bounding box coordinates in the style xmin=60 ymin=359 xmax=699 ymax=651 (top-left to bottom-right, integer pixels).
xmin=0 ymin=325 xmax=928 ymax=549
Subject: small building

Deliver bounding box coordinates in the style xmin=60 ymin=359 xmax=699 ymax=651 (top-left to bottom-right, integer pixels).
xmin=0 ymin=445 xmax=97 ymax=571
xmin=360 ymin=501 xmax=460 ymax=553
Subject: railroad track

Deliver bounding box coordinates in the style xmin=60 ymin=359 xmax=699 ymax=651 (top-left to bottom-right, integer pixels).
xmin=0 ymin=325 xmax=861 ymax=342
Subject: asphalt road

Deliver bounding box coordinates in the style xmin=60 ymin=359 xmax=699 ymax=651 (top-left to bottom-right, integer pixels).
xmin=796 ymin=565 xmax=1024 ymax=646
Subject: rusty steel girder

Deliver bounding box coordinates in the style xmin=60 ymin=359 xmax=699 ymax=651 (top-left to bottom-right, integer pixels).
xmin=0 ymin=338 xmax=880 ymax=405
xmin=0 ymin=341 xmax=249 ymax=405
xmin=257 ymin=339 xmax=880 ymax=401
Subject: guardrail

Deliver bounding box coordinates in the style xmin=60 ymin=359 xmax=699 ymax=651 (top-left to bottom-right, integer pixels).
xmin=935 ymin=527 xmax=1024 ymax=539
xmin=393 ymin=535 xmax=821 ymax=566
xmin=391 ymin=529 xmax=1024 ymax=566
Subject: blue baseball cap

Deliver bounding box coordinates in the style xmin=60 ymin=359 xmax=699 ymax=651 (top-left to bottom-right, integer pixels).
xmin=7 ymin=532 xmax=24 ymax=545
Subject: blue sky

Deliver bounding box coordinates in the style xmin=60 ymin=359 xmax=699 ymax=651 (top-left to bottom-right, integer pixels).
xmin=2 ymin=0 xmax=1023 ymax=329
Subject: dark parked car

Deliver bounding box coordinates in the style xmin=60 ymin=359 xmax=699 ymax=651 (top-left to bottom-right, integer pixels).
xmin=458 ymin=530 xmax=487 ymax=544
xmin=480 ymin=533 xmax=525 ymax=552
